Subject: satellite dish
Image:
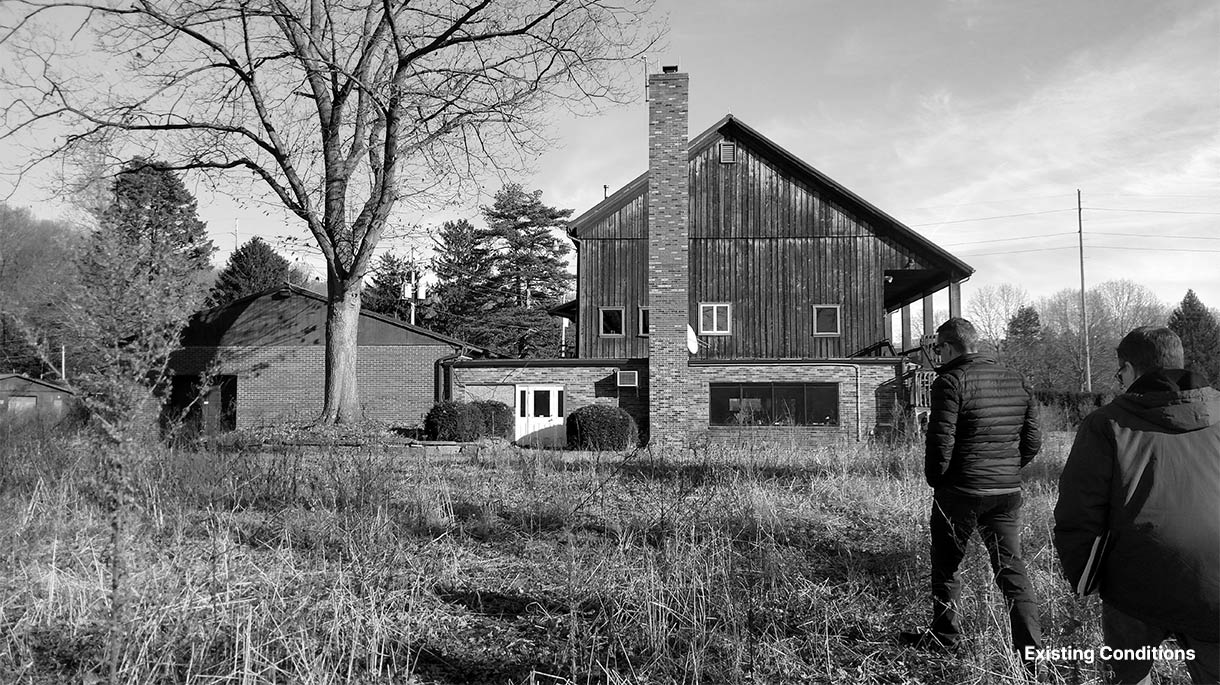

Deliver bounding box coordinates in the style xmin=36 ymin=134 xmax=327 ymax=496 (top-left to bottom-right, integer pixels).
xmin=687 ymin=325 xmax=699 ymax=354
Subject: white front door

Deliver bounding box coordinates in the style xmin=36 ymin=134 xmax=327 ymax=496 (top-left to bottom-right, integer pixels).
xmin=515 ymin=385 xmax=565 ymax=448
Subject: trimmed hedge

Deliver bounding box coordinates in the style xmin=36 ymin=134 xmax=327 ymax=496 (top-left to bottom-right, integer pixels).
xmin=423 ymin=401 xmax=485 ymax=441
xmin=472 ymin=400 xmax=513 ymax=439
xmin=566 ymin=404 xmax=638 ymax=451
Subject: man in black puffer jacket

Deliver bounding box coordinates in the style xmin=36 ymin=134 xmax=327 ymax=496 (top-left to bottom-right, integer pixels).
xmin=901 ymin=318 xmax=1042 ymax=674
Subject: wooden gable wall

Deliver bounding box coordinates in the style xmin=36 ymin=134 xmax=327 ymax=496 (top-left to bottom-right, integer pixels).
xmin=577 ymin=131 xmax=940 ymax=360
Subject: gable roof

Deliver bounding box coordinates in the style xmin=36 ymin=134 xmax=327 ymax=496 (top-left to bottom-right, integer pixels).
xmin=185 ymin=283 xmax=486 ymax=353
xmin=567 ymin=114 xmax=973 ymax=281
xmin=0 ymin=374 xmax=75 ymax=394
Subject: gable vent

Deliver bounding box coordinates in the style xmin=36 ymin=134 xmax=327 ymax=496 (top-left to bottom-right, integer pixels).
xmin=718 ymin=141 xmax=738 ymax=164
xmin=616 ymin=370 xmax=639 ymax=387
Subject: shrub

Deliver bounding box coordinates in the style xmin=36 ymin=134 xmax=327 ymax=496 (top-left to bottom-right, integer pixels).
xmin=566 ymin=404 xmax=638 ymax=450
xmin=424 ymin=401 xmax=485 ymax=441
xmin=472 ymin=400 xmax=513 ymax=439
xmin=1034 ymin=390 xmax=1115 ymax=429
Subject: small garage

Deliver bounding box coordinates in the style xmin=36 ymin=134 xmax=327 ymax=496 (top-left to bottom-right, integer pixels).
xmin=0 ymin=374 xmax=80 ymax=430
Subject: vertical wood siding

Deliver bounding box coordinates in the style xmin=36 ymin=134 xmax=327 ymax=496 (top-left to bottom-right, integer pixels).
xmin=577 ymin=132 xmax=944 ymax=360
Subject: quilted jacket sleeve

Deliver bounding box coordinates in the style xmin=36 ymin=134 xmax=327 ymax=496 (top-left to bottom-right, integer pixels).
xmin=1053 ymin=413 xmax=1114 ymax=589
xmin=924 ymin=373 xmax=960 ymax=488
xmin=1019 ymin=380 xmax=1042 ymax=466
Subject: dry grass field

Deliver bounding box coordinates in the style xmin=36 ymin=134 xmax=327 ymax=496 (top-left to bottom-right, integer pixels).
xmin=0 ymin=427 xmax=1198 ymax=684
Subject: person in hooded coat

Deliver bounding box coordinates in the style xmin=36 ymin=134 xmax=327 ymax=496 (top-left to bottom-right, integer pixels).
xmin=1054 ymin=325 xmax=1220 ymax=685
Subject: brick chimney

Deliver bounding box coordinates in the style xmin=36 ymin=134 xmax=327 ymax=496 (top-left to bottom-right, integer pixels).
xmin=647 ymin=66 xmax=694 ymax=448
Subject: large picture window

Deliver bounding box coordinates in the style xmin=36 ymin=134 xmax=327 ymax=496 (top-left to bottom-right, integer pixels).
xmin=709 ymin=382 xmax=839 ymax=426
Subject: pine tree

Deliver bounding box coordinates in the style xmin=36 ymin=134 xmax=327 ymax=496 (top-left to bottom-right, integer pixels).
xmin=69 ymin=159 xmax=215 ymax=438
xmin=429 ymin=219 xmax=498 ymax=333
xmin=1167 ymin=289 xmax=1220 ymax=385
xmin=1004 ymin=305 xmax=1051 ymax=388
xmin=362 ymin=252 xmax=419 ymax=322
xmin=480 ymin=184 xmax=574 ymax=309
xmin=99 ymin=158 xmax=213 ymax=275
xmin=207 ymin=236 xmax=303 ymax=307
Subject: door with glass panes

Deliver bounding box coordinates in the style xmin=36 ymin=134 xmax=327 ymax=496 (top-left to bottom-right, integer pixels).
xmin=515 ymin=385 xmax=565 ymax=447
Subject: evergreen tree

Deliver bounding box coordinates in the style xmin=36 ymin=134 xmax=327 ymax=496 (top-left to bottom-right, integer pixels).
xmin=99 ymin=158 xmax=213 ymax=275
xmin=1167 ymin=289 xmax=1220 ymax=385
xmin=207 ymin=236 xmax=303 ymax=307
xmin=1004 ymin=305 xmax=1049 ymax=388
xmin=69 ymin=159 xmax=215 ymax=438
xmin=429 ymin=219 xmax=498 ymax=333
xmin=480 ymin=184 xmax=574 ymax=309
xmin=362 ymin=252 xmax=420 ymax=322
xmin=450 ymin=306 xmax=564 ymax=358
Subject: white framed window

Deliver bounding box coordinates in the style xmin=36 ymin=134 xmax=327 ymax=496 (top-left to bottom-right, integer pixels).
xmin=638 ymin=307 xmax=651 ymax=337
xmin=812 ymin=305 xmax=841 ymax=337
xmin=699 ymin=302 xmax=732 ymax=336
xmin=599 ymin=307 xmax=625 ymax=337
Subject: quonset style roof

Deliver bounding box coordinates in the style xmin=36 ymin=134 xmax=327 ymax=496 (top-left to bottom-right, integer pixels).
xmin=182 ymin=282 xmax=487 ymax=353
xmin=567 ymin=114 xmax=974 ymax=284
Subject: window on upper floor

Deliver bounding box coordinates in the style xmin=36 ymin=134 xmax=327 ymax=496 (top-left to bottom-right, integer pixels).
xmin=812 ymin=305 xmax=841 ymax=337
xmin=699 ymin=302 xmax=731 ymax=336
xmin=638 ymin=307 xmax=651 ymax=337
xmin=599 ymin=307 xmax=625 ymax=337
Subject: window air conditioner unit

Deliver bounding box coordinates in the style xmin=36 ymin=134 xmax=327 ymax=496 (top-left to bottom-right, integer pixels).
xmin=617 ymin=370 xmax=639 ymax=388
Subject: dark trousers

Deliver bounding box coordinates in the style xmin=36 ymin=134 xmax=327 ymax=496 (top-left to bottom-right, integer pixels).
xmin=929 ymin=490 xmax=1041 ymax=655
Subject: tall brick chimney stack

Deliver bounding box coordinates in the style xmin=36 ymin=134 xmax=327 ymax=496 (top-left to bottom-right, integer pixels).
xmin=647 ymin=66 xmax=694 ymax=449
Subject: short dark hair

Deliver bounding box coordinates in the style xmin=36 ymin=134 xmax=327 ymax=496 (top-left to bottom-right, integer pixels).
xmin=1116 ymin=326 xmax=1184 ymax=374
xmin=936 ymin=317 xmax=978 ymax=351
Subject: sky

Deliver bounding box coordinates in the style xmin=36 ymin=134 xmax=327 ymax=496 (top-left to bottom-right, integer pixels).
xmin=4 ymin=0 xmax=1218 ymax=313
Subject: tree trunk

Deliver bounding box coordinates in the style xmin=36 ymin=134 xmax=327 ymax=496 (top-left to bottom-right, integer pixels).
xmin=320 ymin=277 xmax=363 ymax=424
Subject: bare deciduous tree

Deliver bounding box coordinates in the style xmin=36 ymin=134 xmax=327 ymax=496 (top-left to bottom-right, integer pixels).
xmin=1 ymin=0 xmax=659 ymax=423
xmin=966 ymin=283 xmax=1029 ymax=353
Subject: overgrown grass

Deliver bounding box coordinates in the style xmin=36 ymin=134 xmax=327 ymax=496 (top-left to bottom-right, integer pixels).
xmin=0 ymin=428 xmax=1197 ymax=684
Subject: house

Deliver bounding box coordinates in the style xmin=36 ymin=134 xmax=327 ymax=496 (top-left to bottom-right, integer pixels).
xmin=169 ymin=283 xmax=483 ymax=431
xmin=0 ymin=373 xmax=80 ymax=430
xmin=446 ymin=67 xmax=972 ymax=448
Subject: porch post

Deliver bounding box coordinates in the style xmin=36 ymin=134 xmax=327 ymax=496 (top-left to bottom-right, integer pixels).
xmin=948 ymin=281 xmax=962 ymax=318
xmin=922 ymin=295 xmax=935 ymax=338
xmin=901 ymin=304 xmax=913 ymax=352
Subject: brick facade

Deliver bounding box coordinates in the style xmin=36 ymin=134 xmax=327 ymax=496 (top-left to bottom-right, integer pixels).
xmin=686 ymin=361 xmax=902 ymax=443
xmin=647 ymin=68 xmax=699 ymax=448
xmin=174 ymin=343 xmax=452 ymax=428
xmin=449 ymin=360 xmax=649 ymax=436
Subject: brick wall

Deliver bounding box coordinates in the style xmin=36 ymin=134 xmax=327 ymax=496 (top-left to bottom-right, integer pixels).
xmin=687 ymin=361 xmax=901 ymax=443
xmin=172 ymin=344 xmax=451 ymax=428
xmin=450 ymin=360 xmax=649 ymax=434
xmin=647 ymin=68 xmax=698 ymax=448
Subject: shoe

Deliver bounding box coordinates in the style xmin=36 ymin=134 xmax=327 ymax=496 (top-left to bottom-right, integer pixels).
xmin=898 ymin=629 xmax=958 ymax=654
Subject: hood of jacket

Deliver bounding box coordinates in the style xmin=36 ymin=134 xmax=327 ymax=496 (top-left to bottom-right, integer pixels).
xmin=1111 ymin=369 xmax=1220 ymax=433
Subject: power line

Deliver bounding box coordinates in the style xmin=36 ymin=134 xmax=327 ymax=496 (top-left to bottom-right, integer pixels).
xmin=906 ymin=193 xmax=1076 ymax=211
xmin=1083 ymin=245 xmax=1220 ymax=254
xmin=941 ymin=231 xmax=1076 ymax=248
xmin=1085 ymin=207 xmax=1220 ymax=216
xmin=909 ymin=208 xmax=1075 ymax=227
xmin=957 ymin=245 xmax=1080 ymax=258
xmin=1087 ymin=231 xmax=1220 ymax=241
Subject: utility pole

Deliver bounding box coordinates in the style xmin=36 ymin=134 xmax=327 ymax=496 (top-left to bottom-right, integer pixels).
xmin=1078 ymin=189 xmax=1092 ymax=392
